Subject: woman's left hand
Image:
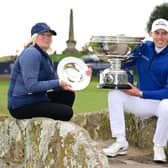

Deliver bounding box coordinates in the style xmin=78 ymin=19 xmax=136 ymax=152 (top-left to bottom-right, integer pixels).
xmin=122 ymin=83 xmax=142 ymax=97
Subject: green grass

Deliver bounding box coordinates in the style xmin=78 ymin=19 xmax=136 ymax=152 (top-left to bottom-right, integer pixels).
xmin=0 ymin=80 xmax=9 ymax=115
xmin=73 ymin=78 xmax=109 ymax=113
xmin=0 ymin=78 xmax=109 ymax=115
xmin=50 ymin=53 xmax=85 ymax=62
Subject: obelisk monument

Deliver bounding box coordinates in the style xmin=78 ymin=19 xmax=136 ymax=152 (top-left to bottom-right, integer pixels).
xmin=63 ymin=9 xmax=79 ymax=54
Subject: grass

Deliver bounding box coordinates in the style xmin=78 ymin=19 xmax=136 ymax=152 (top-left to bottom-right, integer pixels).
xmin=0 ymin=80 xmax=9 ymax=115
xmin=0 ymin=78 xmax=109 ymax=115
xmin=73 ymin=78 xmax=109 ymax=113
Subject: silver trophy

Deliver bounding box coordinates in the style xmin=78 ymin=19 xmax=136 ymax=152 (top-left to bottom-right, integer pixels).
xmin=90 ymin=35 xmax=144 ymax=89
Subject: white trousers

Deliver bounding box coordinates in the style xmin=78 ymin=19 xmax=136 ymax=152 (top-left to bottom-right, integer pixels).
xmin=108 ymin=90 xmax=168 ymax=146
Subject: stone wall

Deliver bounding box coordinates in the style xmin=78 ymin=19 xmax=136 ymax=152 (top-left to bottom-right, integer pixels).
xmin=72 ymin=111 xmax=158 ymax=149
xmin=72 ymin=110 xmax=111 ymax=140
xmin=0 ymin=111 xmax=167 ymax=167
xmin=0 ymin=116 xmax=109 ymax=168
xmin=125 ymin=114 xmax=157 ymax=149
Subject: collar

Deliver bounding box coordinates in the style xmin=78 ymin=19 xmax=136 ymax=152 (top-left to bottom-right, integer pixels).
xmin=33 ymin=44 xmax=49 ymax=58
xmin=155 ymin=44 xmax=168 ymax=54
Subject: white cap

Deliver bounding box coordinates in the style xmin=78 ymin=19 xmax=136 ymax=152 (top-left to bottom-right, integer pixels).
xmin=151 ymin=18 xmax=168 ymax=32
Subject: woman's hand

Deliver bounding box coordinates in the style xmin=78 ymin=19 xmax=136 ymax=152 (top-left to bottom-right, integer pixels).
xmin=122 ymin=83 xmax=142 ymax=97
xmin=59 ymin=80 xmax=74 ymax=92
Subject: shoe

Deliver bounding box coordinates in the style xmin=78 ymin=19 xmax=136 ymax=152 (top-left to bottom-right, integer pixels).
xmin=103 ymin=141 xmax=128 ymax=157
xmin=153 ymin=145 xmax=166 ymax=163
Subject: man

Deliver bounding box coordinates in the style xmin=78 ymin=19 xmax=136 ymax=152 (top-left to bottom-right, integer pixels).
xmin=103 ymin=18 xmax=168 ymax=163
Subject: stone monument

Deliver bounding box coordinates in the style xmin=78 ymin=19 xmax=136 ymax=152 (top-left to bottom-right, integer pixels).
xmin=63 ymin=9 xmax=79 ymax=54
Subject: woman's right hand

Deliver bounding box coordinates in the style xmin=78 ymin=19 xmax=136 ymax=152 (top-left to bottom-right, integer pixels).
xmin=59 ymin=80 xmax=74 ymax=91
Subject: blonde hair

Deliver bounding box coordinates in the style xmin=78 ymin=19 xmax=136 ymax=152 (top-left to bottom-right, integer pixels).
xmin=24 ymin=33 xmax=54 ymax=54
xmin=24 ymin=33 xmax=38 ymax=48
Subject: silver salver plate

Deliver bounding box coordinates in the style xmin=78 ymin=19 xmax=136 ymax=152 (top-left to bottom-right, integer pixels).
xmin=57 ymin=57 xmax=91 ymax=90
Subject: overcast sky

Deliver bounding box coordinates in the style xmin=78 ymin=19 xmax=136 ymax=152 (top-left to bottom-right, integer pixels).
xmin=0 ymin=0 xmax=167 ymax=56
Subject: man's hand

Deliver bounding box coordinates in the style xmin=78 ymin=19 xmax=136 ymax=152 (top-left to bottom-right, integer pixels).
xmin=122 ymin=83 xmax=142 ymax=97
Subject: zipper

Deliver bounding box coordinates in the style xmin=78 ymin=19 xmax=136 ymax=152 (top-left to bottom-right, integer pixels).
xmin=148 ymin=52 xmax=158 ymax=71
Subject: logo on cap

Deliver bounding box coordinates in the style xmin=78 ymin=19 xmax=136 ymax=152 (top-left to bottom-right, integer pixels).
xmin=151 ymin=18 xmax=168 ymax=32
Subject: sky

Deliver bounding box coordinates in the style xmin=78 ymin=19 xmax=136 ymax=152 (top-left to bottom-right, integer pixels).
xmin=0 ymin=0 xmax=167 ymax=56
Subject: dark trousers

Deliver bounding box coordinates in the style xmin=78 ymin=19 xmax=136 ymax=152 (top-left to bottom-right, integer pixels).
xmin=9 ymin=91 xmax=75 ymax=121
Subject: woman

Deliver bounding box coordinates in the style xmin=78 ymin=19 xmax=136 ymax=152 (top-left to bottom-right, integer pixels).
xmin=8 ymin=22 xmax=91 ymax=121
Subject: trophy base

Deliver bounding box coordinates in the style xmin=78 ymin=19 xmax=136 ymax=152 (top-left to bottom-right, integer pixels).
xmin=98 ymin=84 xmax=131 ymax=89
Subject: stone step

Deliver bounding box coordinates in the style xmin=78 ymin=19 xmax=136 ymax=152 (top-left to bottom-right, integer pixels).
xmin=98 ymin=140 xmax=168 ymax=168
xmin=108 ymin=158 xmax=167 ymax=168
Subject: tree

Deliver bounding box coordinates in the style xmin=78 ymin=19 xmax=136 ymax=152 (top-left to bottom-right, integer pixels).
xmin=146 ymin=3 xmax=168 ymax=33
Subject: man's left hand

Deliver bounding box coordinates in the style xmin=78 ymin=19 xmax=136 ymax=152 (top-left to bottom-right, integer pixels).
xmin=122 ymin=83 xmax=142 ymax=97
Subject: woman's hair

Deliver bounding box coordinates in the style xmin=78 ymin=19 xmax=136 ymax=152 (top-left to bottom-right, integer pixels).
xmin=23 ymin=33 xmax=54 ymax=54
xmin=24 ymin=33 xmax=38 ymax=48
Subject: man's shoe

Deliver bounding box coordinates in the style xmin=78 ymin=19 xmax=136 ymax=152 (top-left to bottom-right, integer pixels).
xmin=153 ymin=145 xmax=166 ymax=163
xmin=103 ymin=141 xmax=128 ymax=157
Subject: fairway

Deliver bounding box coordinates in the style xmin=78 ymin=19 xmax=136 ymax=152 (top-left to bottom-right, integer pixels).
xmin=0 ymin=80 xmax=9 ymax=115
xmin=0 ymin=78 xmax=109 ymax=115
xmin=73 ymin=78 xmax=109 ymax=113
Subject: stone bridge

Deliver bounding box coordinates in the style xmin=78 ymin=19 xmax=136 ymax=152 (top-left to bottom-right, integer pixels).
xmin=0 ymin=111 xmax=167 ymax=167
